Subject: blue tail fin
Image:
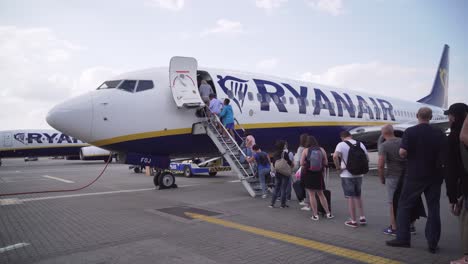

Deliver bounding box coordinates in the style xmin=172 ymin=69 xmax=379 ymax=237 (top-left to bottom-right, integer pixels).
xmin=417 ymin=44 xmax=449 ymax=108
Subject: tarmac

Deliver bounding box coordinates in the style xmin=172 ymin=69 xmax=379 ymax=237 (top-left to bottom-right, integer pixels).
xmin=0 ymin=156 xmax=461 ymax=264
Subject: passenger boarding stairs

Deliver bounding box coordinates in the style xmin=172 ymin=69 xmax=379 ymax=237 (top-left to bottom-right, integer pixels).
xmin=192 ymin=112 xmax=263 ymax=197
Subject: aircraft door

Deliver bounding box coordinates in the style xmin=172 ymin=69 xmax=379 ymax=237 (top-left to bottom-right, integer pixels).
xmin=169 ymin=56 xmax=204 ymax=108
xmin=3 ymin=133 xmax=12 ymax=147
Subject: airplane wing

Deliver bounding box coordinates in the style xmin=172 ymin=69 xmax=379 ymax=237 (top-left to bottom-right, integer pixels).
xmin=349 ymin=120 xmax=449 ymax=151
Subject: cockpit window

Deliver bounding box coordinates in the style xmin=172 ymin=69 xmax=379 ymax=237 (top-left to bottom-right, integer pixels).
xmin=97 ymin=80 xmax=121 ymax=90
xmin=118 ymin=80 xmax=137 ymax=92
xmin=136 ymin=80 xmax=154 ymax=92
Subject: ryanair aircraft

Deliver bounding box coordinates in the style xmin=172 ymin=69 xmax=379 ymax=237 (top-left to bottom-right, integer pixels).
xmin=46 ymin=45 xmax=450 ymax=191
xmin=0 ymin=129 xmax=111 ymax=166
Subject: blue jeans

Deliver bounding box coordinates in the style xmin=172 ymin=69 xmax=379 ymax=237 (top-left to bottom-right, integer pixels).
xmin=285 ymin=176 xmax=292 ymax=200
xmin=271 ymin=173 xmax=289 ymax=207
xmin=278 ymin=176 xmax=292 ymax=200
xmin=258 ymin=167 xmax=270 ymax=195
xmin=396 ymin=179 xmax=442 ymax=247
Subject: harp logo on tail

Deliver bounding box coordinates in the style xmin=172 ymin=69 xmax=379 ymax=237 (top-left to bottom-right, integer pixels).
xmin=439 ymin=68 xmax=447 ymax=90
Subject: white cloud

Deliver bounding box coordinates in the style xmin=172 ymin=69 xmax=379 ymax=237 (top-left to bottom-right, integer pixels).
xmin=255 ymin=0 xmax=288 ymax=10
xmin=148 ymin=0 xmax=185 ymax=11
xmin=201 ymin=19 xmax=244 ymax=36
xmin=306 ymin=0 xmax=344 ymax=16
xmin=72 ymin=67 xmax=120 ymax=96
xmin=0 ymin=26 xmax=120 ymax=130
xmin=256 ymin=58 xmax=279 ymax=72
xmin=300 ymin=62 xmax=467 ymax=106
xmin=300 ymin=62 xmax=436 ymax=101
xmin=0 ymin=26 xmax=81 ymax=103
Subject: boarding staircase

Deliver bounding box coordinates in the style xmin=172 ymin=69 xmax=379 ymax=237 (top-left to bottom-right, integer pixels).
xmin=192 ymin=111 xmax=263 ymax=197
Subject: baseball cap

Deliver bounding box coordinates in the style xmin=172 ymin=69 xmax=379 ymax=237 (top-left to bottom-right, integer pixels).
xmin=444 ymin=103 xmax=468 ymax=115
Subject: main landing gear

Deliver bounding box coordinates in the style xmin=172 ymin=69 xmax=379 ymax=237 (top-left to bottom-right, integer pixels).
xmin=152 ymin=169 xmax=178 ymax=190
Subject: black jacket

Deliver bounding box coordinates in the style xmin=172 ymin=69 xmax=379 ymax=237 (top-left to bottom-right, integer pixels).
xmin=445 ymin=129 xmax=468 ymax=203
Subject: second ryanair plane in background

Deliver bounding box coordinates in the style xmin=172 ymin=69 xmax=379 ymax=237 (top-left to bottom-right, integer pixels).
xmin=0 ymin=129 xmax=111 ymax=166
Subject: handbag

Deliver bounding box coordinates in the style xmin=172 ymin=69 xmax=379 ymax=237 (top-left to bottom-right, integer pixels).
xmin=274 ymin=152 xmax=292 ymax=176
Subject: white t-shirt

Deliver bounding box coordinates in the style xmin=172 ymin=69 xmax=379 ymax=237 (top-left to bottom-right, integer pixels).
xmin=334 ymin=139 xmax=368 ymax=178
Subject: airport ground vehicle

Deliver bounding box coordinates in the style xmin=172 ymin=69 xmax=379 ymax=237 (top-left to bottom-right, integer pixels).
xmin=130 ymin=157 xmax=230 ymax=177
xmin=24 ymin=156 xmax=38 ymax=162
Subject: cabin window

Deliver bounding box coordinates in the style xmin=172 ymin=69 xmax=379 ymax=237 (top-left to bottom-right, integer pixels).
xmin=289 ymin=97 xmax=294 ymax=105
xmin=248 ymin=92 xmax=254 ymax=101
xmin=311 ymin=99 xmax=315 ymax=107
xmin=257 ymin=93 xmax=262 ymax=102
xmin=118 ymin=80 xmax=137 ymax=92
xmin=281 ymin=96 xmax=286 ymax=104
xmin=272 ymin=95 xmax=279 ymax=104
xmin=97 ymin=80 xmax=121 ymax=90
xmin=136 ymin=80 xmax=154 ymax=92
xmin=305 ymin=99 xmax=310 ymax=106
xmin=266 ymin=94 xmax=272 ymax=103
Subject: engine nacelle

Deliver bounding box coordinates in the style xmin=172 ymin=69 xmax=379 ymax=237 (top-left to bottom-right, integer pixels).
xmin=79 ymin=146 xmax=111 ymax=161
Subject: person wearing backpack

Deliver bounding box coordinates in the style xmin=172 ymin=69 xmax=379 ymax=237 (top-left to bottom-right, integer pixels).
xmin=269 ymin=140 xmax=293 ymax=208
xmin=247 ymin=144 xmax=271 ymax=199
xmin=301 ymin=136 xmax=334 ymax=221
xmin=333 ymin=131 xmax=369 ymax=228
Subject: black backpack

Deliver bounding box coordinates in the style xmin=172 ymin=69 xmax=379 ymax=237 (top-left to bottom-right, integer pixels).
xmin=344 ymin=141 xmax=369 ymax=175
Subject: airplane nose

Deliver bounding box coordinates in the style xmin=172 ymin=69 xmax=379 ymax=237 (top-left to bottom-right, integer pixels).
xmin=47 ymin=93 xmax=93 ymax=142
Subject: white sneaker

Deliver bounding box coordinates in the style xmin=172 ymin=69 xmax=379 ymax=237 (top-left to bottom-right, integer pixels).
xmin=301 ymin=206 xmax=311 ymax=211
xmin=299 ymin=201 xmax=307 ymax=206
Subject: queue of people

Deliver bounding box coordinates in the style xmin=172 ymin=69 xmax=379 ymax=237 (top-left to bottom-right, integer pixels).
xmin=240 ymin=103 xmax=467 ymax=262
xmin=203 ymin=88 xmax=467 ymax=260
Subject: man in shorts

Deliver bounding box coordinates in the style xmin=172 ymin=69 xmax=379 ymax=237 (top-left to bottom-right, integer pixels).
xmin=378 ymin=124 xmax=406 ymax=235
xmin=333 ymin=131 xmax=368 ymax=228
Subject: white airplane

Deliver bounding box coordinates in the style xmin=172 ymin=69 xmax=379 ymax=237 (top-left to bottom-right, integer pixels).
xmin=0 ymin=129 xmax=111 ymax=166
xmin=46 ymin=45 xmax=450 ymax=194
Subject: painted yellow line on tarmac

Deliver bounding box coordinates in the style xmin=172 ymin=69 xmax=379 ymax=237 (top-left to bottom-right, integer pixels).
xmin=186 ymin=212 xmax=400 ymax=264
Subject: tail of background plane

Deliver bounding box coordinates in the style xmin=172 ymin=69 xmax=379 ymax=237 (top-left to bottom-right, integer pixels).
xmin=417 ymin=44 xmax=449 ymax=108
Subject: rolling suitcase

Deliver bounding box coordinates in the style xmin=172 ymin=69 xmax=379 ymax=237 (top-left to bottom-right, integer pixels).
xmin=293 ymin=180 xmax=306 ymax=201
xmin=316 ymin=167 xmax=331 ymax=215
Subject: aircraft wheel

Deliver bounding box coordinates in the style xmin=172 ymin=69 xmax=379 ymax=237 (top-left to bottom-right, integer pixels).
xmin=209 ymin=171 xmax=217 ymax=177
xmin=134 ymin=167 xmax=141 ymax=173
xmin=158 ymin=172 xmax=175 ymax=189
xmin=183 ymin=165 xmax=193 ymax=178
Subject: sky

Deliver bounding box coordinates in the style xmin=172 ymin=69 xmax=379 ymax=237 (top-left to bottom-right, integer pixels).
xmin=0 ymin=0 xmax=467 ymax=130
